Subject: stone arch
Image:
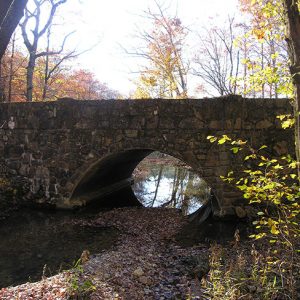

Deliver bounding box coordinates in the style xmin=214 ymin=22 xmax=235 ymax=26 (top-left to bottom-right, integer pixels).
xmin=0 ymin=98 xmax=293 ymax=217
xmin=62 ymin=147 xmax=217 ymax=210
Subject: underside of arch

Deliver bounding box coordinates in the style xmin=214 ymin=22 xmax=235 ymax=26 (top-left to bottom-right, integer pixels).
xmin=69 ymin=148 xmax=221 ymax=214
xmin=70 ymin=149 xmax=153 ymax=208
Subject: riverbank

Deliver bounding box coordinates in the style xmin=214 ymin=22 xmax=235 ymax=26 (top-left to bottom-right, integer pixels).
xmin=0 ymin=207 xmax=208 ymax=299
xmin=0 ymin=207 xmax=298 ymax=299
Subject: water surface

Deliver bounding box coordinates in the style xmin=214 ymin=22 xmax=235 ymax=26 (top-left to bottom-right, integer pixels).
xmin=0 ymin=152 xmax=211 ymax=288
xmin=133 ymin=153 xmax=210 ymax=215
xmin=0 ymin=209 xmax=118 ymax=288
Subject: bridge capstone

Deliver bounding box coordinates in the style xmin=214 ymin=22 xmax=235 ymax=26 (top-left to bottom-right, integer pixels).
xmin=0 ymin=97 xmax=294 ymax=217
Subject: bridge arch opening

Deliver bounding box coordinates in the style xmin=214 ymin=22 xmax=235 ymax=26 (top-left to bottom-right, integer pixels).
xmin=132 ymin=152 xmax=211 ymax=215
xmin=69 ymin=149 xmax=214 ymax=215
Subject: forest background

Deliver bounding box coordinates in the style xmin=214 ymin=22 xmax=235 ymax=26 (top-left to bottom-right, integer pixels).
xmin=0 ymin=0 xmax=291 ymax=102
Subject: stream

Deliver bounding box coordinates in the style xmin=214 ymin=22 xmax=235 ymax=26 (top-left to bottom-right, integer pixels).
xmin=0 ymin=209 xmax=119 ymax=288
xmin=0 ymin=152 xmax=210 ymax=288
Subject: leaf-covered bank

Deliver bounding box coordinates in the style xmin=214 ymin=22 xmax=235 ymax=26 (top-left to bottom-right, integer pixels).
xmin=0 ymin=207 xmax=299 ymax=299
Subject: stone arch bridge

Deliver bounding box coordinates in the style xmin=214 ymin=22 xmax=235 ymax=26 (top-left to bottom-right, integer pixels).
xmin=0 ymin=97 xmax=294 ymax=217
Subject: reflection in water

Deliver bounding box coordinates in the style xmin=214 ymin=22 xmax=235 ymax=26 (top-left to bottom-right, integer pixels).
xmin=0 ymin=210 xmax=119 ymax=288
xmin=133 ymin=152 xmax=210 ymax=215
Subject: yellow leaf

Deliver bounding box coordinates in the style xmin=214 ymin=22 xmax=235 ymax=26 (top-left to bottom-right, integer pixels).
xmin=271 ymin=225 xmax=280 ymax=235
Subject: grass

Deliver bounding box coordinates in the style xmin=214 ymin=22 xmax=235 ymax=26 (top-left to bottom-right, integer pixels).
xmin=200 ymin=238 xmax=299 ymax=300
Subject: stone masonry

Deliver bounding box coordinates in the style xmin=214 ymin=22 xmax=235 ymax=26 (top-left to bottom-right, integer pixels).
xmin=0 ymin=96 xmax=295 ymax=217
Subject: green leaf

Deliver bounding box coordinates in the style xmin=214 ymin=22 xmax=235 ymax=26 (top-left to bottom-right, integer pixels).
xmin=259 ymin=145 xmax=267 ymax=150
xmin=273 ymin=164 xmax=283 ymax=170
xmin=207 ymin=135 xmax=217 ymax=143
xmin=218 ymin=135 xmax=231 ymax=144
xmin=231 ymin=147 xmax=240 ymax=154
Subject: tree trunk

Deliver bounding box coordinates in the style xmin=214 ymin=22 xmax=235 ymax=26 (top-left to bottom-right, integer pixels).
xmin=26 ymin=53 xmax=36 ymax=101
xmin=283 ymin=0 xmax=300 ymax=178
xmin=42 ymin=29 xmax=51 ymax=101
xmin=261 ymin=42 xmax=265 ymax=98
xmin=270 ymin=39 xmax=278 ymax=98
xmin=243 ymin=34 xmax=248 ymax=97
xmin=8 ymin=33 xmax=16 ymax=102
xmin=0 ymin=0 xmax=28 ymax=60
xmin=0 ymin=58 xmax=5 ymax=102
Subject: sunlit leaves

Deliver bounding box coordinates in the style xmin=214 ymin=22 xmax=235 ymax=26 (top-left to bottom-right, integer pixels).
xmin=276 ymin=114 xmax=295 ymax=129
xmin=207 ymin=133 xmax=300 ymax=247
xmin=237 ymin=0 xmax=293 ymax=98
xmin=207 ymin=135 xmax=218 ymax=143
xmin=217 ymin=135 xmax=231 ymax=145
xmin=207 ymin=135 xmax=247 ymax=153
xmin=231 ymin=147 xmax=240 ymax=154
xmin=0 ymin=47 xmax=119 ymax=101
xmin=131 ymin=6 xmax=188 ymax=99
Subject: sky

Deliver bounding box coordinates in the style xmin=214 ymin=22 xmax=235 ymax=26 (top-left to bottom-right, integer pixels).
xmin=44 ymin=0 xmax=240 ymax=96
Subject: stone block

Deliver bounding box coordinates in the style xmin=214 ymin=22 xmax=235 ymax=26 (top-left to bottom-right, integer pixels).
xmin=225 ymin=120 xmax=232 ymax=130
xmin=125 ymin=130 xmax=138 ymax=138
xmin=233 ymin=118 xmax=242 ymax=130
xmin=209 ymin=120 xmax=223 ymax=129
xmin=235 ymin=206 xmax=247 ymax=218
xmin=256 ymin=120 xmax=273 ymax=129
xmin=219 ymin=152 xmax=229 ymax=161
xmin=273 ymin=141 xmax=288 ymax=155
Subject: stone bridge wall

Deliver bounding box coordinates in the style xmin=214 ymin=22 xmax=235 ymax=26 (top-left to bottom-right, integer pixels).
xmin=0 ymin=97 xmax=294 ymax=217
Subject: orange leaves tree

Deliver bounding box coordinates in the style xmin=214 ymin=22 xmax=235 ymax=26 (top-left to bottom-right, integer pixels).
xmin=130 ymin=2 xmax=189 ymax=99
xmin=0 ymin=49 xmax=119 ymax=101
xmin=0 ymin=46 xmax=27 ymax=102
xmin=54 ymin=69 xmax=120 ymax=100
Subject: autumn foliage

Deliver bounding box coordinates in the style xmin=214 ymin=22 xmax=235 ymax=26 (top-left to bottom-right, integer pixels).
xmin=131 ymin=4 xmax=188 ymax=99
xmin=0 ymin=49 xmax=119 ymax=102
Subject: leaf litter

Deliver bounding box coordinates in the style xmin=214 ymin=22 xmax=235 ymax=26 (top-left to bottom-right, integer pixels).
xmin=0 ymin=207 xmax=208 ymax=299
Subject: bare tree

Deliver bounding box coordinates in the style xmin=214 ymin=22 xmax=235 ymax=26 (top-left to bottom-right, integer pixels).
xmin=41 ymin=25 xmax=79 ymax=100
xmin=19 ymin=0 xmax=68 ymax=101
xmin=193 ymin=17 xmax=240 ymax=96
